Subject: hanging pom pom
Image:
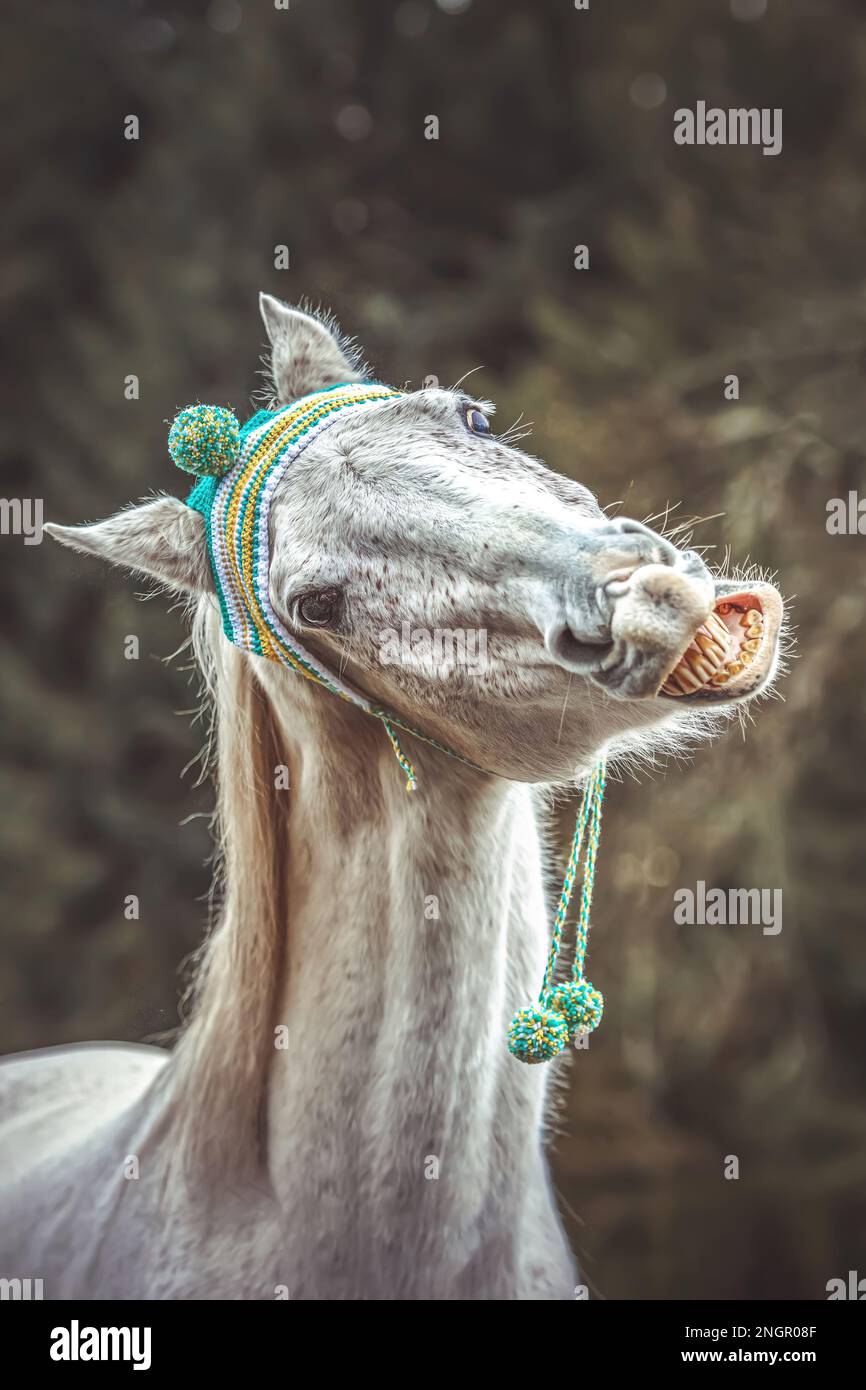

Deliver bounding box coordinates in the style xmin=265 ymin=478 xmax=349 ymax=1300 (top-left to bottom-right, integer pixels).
xmin=168 ymin=404 xmax=241 ymax=478
xmin=507 ymin=1006 xmax=569 ymax=1064
xmin=545 ymin=979 xmax=604 ymax=1038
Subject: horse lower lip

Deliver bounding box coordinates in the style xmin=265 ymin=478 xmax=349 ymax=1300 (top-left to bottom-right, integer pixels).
xmin=660 ymin=594 xmax=765 ymax=697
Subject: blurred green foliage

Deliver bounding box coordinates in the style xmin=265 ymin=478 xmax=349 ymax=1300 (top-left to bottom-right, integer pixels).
xmin=1 ymin=0 xmax=865 ymax=1298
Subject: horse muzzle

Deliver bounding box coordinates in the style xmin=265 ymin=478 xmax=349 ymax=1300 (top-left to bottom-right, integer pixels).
xmin=544 ymin=518 xmax=784 ymax=705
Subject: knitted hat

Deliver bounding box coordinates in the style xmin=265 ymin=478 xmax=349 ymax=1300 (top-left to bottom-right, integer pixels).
xmin=171 ymin=383 xmax=435 ymax=785
xmin=176 ymin=383 xmax=401 ymax=695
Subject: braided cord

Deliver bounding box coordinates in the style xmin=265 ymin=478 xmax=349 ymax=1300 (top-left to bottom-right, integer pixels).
xmin=572 ymin=761 xmax=606 ymax=983
xmin=540 ymin=765 xmax=600 ymax=1000
xmin=381 ymin=719 xmax=417 ymax=792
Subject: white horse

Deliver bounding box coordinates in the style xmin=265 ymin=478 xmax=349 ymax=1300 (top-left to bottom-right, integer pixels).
xmin=0 ymin=297 xmax=785 ymax=1299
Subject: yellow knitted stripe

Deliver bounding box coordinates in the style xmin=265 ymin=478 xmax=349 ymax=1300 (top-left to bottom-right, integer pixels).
xmin=237 ymin=404 xmax=328 ymax=657
xmin=224 ymin=412 xmax=301 ymax=653
xmin=233 ymin=388 xmax=398 ymax=665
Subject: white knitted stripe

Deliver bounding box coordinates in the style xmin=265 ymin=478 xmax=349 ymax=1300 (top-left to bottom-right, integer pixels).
xmin=250 ymin=394 xmax=398 ymax=707
xmin=211 ymin=386 xmax=401 ymax=699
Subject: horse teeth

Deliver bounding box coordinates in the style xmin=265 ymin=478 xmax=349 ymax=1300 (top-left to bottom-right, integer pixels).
xmin=746 ymin=625 xmax=763 ymax=640
xmin=666 ymin=621 xmax=735 ymax=695
xmin=726 ymin=660 xmax=744 ymax=676
xmin=662 ymin=672 xmax=688 ymax=695
xmin=695 ymin=633 xmax=724 ymax=663
xmin=675 ymin=665 xmax=703 ymax=692
xmin=688 ymin=654 xmax=714 ymax=681
xmin=742 ymin=639 xmax=760 ymax=653
xmin=741 ymin=609 xmax=763 ymax=628
xmin=711 ymin=670 xmax=730 ymax=684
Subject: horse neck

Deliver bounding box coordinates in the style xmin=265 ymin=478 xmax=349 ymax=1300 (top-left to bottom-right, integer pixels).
xmin=260 ymin=675 xmax=554 ymax=1216
xmin=163 ymin=618 xmax=555 ymax=1243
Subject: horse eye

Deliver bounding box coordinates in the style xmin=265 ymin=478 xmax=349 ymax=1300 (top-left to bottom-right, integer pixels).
xmin=297 ymin=588 xmax=341 ymax=627
xmin=464 ymin=407 xmax=491 ymax=435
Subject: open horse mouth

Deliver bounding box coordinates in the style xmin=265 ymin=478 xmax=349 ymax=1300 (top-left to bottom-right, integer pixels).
xmin=658 ymin=588 xmax=780 ymax=703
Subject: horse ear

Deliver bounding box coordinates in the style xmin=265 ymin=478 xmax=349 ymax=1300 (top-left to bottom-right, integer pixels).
xmin=45 ymin=496 xmax=212 ymax=595
xmin=259 ymin=294 xmax=364 ymax=403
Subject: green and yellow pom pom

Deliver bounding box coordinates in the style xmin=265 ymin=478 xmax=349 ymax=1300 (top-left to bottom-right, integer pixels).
xmin=507 ymin=1006 xmax=569 ymax=1064
xmin=544 ymin=980 xmax=604 ymax=1038
xmin=168 ymin=404 xmax=240 ymax=478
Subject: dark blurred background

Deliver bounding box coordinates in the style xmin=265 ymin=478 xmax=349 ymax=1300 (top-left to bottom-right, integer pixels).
xmin=2 ymin=0 xmax=865 ymax=1299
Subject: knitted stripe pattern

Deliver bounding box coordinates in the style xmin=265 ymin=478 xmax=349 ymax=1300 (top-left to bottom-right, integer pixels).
xmin=187 ymin=382 xmax=401 ymax=708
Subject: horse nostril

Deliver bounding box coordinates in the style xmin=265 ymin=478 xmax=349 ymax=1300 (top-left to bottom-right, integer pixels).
xmin=545 ymin=618 xmax=615 ymax=674
xmin=599 ymin=517 xmax=679 ymax=569
xmin=602 ymin=564 xmax=640 ymax=599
